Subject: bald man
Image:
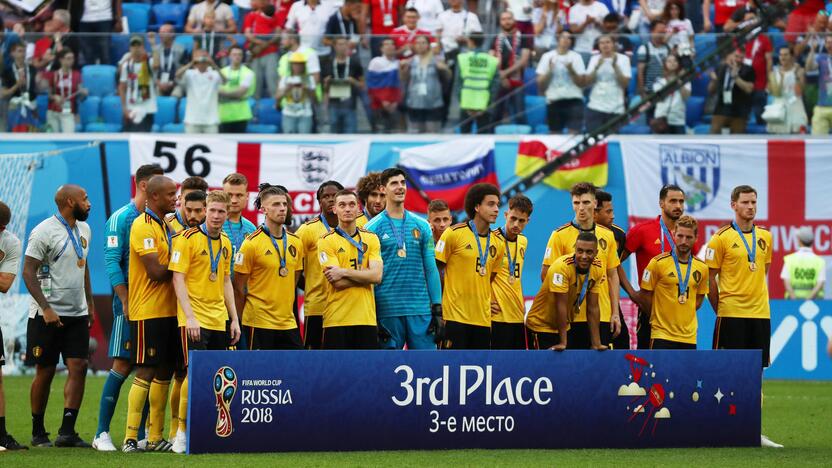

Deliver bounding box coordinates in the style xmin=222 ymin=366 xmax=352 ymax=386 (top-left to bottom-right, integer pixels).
xmin=22 ymin=185 xmax=94 ymax=447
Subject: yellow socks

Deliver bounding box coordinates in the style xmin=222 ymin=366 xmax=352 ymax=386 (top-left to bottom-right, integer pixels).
xmin=178 ymin=376 xmax=189 ymax=432
xmin=148 ymin=379 xmax=171 ymax=442
xmin=124 ymin=377 xmax=150 ymax=442
xmin=168 ymin=377 xmax=183 ymax=440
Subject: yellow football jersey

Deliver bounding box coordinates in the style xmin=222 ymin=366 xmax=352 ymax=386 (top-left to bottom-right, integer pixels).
xmin=435 ymin=222 xmax=505 ymax=327
xmin=491 ymin=229 xmax=528 ymax=324
xmin=128 ymin=212 xmax=177 ymax=320
xmin=165 ymin=211 xmax=187 ymax=233
xmin=295 ymin=216 xmax=333 ymax=317
xmin=234 ymin=226 xmax=304 ymax=330
xmin=317 ymin=228 xmax=382 ymax=327
xmin=705 ymin=224 xmax=773 ymax=319
xmin=526 ymin=254 xmax=605 ymax=334
xmin=355 ymin=213 xmax=368 ymax=228
xmin=641 ymin=253 xmax=709 ymax=344
xmin=540 ymin=223 xmax=619 ymax=322
xmin=168 ymin=227 xmax=232 ymax=331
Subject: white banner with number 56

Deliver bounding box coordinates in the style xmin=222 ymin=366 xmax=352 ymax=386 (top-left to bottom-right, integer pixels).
xmin=129 ymin=134 xmax=238 ymax=187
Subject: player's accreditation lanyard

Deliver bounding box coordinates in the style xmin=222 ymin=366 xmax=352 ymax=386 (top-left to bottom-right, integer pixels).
xmin=335 ymin=227 xmax=364 ymax=267
xmin=386 ymin=211 xmax=408 ymax=258
xmin=500 ymin=227 xmax=517 ymax=284
xmin=262 ymin=224 xmax=289 ymax=277
xmin=732 ymin=221 xmax=757 ymax=271
xmin=469 ymin=221 xmax=490 ymax=276
xmin=145 ymin=208 xmax=173 ymax=251
xmin=224 ymin=219 xmax=244 ymax=250
xmin=671 ymin=249 xmax=692 ymax=304
xmin=573 ymin=262 xmax=591 ymax=317
xmin=200 ymin=223 xmax=222 ymax=281
xmin=55 ymin=213 xmax=85 ymax=268
xmin=659 ymin=217 xmax=676 ymax=253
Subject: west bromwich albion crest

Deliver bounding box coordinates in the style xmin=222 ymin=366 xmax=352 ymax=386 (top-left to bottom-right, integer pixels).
xmin=297 ymin=146 xmax=334 ymax=189
xmin=659 ymin=144 xmax=720 ymax=213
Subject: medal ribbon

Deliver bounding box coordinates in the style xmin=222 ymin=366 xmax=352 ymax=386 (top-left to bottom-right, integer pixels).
xmin=671 ymin=247 xmax=692 ymax=299
xmin=175 ymin=210 xmax=185 ymax=229
xmin=55 ymin=213 xmax=84 ymax=260
xmin=659 ymin=217 xmax=677 ymax=253
xmin=262 ymin=224 xmax=288 ymax=272
xmin=320 ymin=213 xmax=331 ymax=231
xmin=201 ymin=223 xmax=222 ymax=277
xmin=731 ymin=221 xmax=757 ymax=265
xmin=386 ymin=211 xmax=407 ymax=252
xmin=335 ymin=227 xmax=364 ymax=265
xmin=501 ymin=227 xmax=516 ymax=280
xmin=574 ymin=262 xmax=591 ymax=310
xmin=145 ymin=208 xmax=173 ymax=250
xmin=469 ymin=221 xmax=491 ymax=273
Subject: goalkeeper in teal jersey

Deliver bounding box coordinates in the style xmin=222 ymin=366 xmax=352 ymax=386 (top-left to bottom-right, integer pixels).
xmin=92 ymin=164 xmax=162 ymax=451
xmin=365 ymin=168 xmax=442 ymax=349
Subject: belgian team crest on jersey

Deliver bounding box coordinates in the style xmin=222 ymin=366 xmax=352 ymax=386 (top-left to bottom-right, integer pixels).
xmin=659 ymin=144 xmax=721 ymax=213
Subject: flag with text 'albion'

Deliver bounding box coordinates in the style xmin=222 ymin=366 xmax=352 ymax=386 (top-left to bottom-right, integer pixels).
xmin=398 ymin=139 xmax=498 ymax=212
xmin=515 ymin=136 xmax=608 ymax=190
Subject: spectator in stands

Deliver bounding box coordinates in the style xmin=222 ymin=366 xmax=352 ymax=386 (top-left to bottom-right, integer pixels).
xmin=702 ymin=0 xmax=746 ymax=33
xmin=491 ymin=10 xmax=531 ymax=126
xmin=32 ymin=9 xmax=79 ymax=73
xmin=765 ymin=45 xmax=807 ymax=134
xmin=584 ymin=34 xmax=631 ymax=133
xmin=437 ymin=0 xmax=482 ymax=124
xmin=367 ymin=38 xmax=403 ymax=133
xmin=786 ymin=0 xmax=826 ymax=44
xmin=278 ymin=32 xmax=321 ymax=84
xmin=391 ymin=8 xmax=435 ymax=59
xmin=742 ymin=10 xmax=773 ymax=124
xmin=187 ymin=0 xmax=238 ymax=33
xmin=532 ymin=0 xmax=565 ymax=58
xmin=152 ymin=23 xmax=189 ymax=98
xmin=406 ymin=0 xmax=445 ymax=35
xmin=807 ymin=35 xmax=832 ymax=135
xmin=709 ymin=48 xmax=755 ymax=134
xmin=277 ymin=52 xmax=318 ymax=133
xmin=324 ymin=0 xmax=363 ymax=52
xmin=75 ymin=0 xmax=122 ymax=66
xmin=794 ymin=11 xmax=827 ymax=119
xmin=503 ymin=0 xmax=535 ymax=38
xmin=595 ymin=13 xmax=633 ymax=57
xmin=119 ymin=35 xmax=159 ymax=132
xmin=650 ymin=54 xmax=689 ymax=134
xmin=568 ymin=0 xmax=609 ymax=64
xmin=605 ymin=0 xmax=634 ymax=24
xmin=536 ymin=30 xmax=586 ymax=134
xmin=1 ymin=42 xmax=39 ymax=132
xmin=273 ymin=0 xmax=296 ymax=30
xmin=218 ymin=45 xmax=255 ymax=133
xmin=244 ymin=0 xmax=281 ymax=99
xmin=723 ymin=0 xmax=783 ymax=33
xmin=401 ymin=34 xmax=449 ymax=133
xmin=636 ymin=19 xmax=670 ymax=115
xmin=46 ymin=49 xmax=87 ymax=133
xmin=637 ymin=0 xmax=666 ymax=33
xmin=177 ymin=49 xmax=225 ymax=133
xmin=457 ymin=34 xmax=498 ymax=134
xmin=664 ymin=0 xmax=694 ymax=65
xmin=362 ymin=0 xmax=404 ymax=57
xmin=286 ymin=0 xmax=334 ymax=58
xmin=322 ymin=36 xmax=364 ymax=133
xmin=194 ymin=9 xmax=232 ymax=64
xmin=781 ymin=226 xmax=825 ymax=300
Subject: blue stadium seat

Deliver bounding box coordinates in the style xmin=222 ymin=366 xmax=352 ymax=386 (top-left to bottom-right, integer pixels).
xmin=246 ymin=124 xmax=277 ymax=133
xmin=174 ymin=34 xmax=194 ymax=54
xmin=154 ymin=96 xmax=178 ymax=128
xmin=693 ymin=123 xmax=712 ymax=134
xmin=123 ymin=3 xmax=151 ymax=33
xmin=691 ymin=72 xmax=710 ymax=97
xmin=770 ymin=33 xmax=787 ymax=56
xmin=35 ymin=94 xmax=49 ymax=123
xmin=150 ymin=3 xmax=187 ymax=31
xmin=96 ymin=95 xmax=124 ymax=131
xmin=494 ymin=124 xmax=532 ymax=135
xmin=627 ymin=34 xmax=642 ymax=54
xmin=82 ymin=65 xmax=118 ymax=97
xmin=230 ymin=4 xmax=242 ymax=30
xmin=627 ymin=67 xmax=638 ymax=96
xmin=79 ymin=96 xmax=102 ymax=128
xmin=177 ymin=97 xmax=187 ymax=122
xmin=694 ymin=35 xmax=717 ymax=61
xmin=110 ymin=34 xmax=130 ymax=65
xmin=524 ymin=95 xmax=546 ymax=128
xmin=533 ymin=124 xmax=550 ymax=134
xmin=627 ymin=95 xmax=646 ymax=125
xmin=620 ymin=124 xmax=651 ymax=134
xmin=523 ymin=67 xmax=537 ymax=96
xmin=255 ymin=98 xmax=282 ymax=133
xmin=686 ymin=96 xmax=706 ymax=127
xmin=746 ymin=123 xmax=768 ymax=134
xmin=162 ymin=123 xmax=185 ymax=133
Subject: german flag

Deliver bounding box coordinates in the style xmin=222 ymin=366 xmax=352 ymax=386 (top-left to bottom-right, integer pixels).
xmin=515 ymin=137 xmax=608 ymax=190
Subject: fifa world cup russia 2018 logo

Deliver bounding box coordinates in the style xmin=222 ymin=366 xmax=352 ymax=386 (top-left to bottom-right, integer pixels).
xmin=214 ymin=366 xmax=238 ymax=437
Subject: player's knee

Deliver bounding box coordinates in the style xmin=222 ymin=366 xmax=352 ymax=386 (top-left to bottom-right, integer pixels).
xmin=134 ymin=365 xmax=155 ymax=381
xmin=66 ymin=359 xmax=89 ymax=376
xmin=112 ymin=357 xmax=132 ymax=376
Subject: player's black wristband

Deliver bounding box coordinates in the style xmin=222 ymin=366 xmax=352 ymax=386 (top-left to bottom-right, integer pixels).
xmin=430 ymin=304 xmax=442 ymax=318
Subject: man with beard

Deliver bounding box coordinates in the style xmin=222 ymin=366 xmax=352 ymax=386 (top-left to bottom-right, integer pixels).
xmin=22 ymin=185 xmax=94 ymax=447
xmin=356 ymin=172 xmax=385 ymax=225
xmin=594 ymin=190 xmax=630 ymax=350
xmin=166 ymin=177 xmax=209 ymax=233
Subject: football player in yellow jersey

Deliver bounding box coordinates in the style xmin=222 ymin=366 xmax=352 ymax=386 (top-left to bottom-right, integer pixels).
xmin=356 ymin=171 xmax=385 ymax=223
xmin=317 ymin=190 xmax=383 ymax=349
xmin=540 ymin=182 xmax=621 ymax=349
xmin=234 ymin=185 xmax=305 ymax=350
xmin=123 ymin=175 xmax=178 ymax=453
xmin=594 ymin=190 xmax=631 ymax=350
xmin=490 ymin=194 xmax=532 ymax=349
xmin=640 ymin=216 xmax=708 ymax=350
xmin=165 ymin=176 xmax=208 ymax=232
xmin=167 ymin=190 xmax=239 ymax=453
xmin=435 ymin=183 xmax=505 ymax=350
xmin=296 ymin=180 xmax=343 ymax=349
xmin=526 ymin=232 xmax=606 ymax=350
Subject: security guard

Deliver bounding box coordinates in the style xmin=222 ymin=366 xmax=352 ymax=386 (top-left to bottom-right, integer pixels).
xmin=781 ymin=227 xmax=826 ymax=300
xmin=457 ymin=34 xmax=497 ymax=134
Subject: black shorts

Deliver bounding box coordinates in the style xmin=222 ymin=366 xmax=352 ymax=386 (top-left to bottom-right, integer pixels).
xmin=441 ymin=321 xmax=490 ymax=350
xmin=611 ymin=308 xmax=631 ymax=351
xmin=650 ymin=338 xmax=696 ymax=350
xmin=26 ymin=315 xmax=89 ymax=366
xmin=526 ymin=329 xmax=561 ymax=350
xmin=322 ymin=325 xmax=379 ymax=350
xmin=491 ymin=321 xmax=527 ymax=349
xmin=180 ymin=324 xmax=233 ymax=367
xmin=636 ymin=308 xmax=652 ymax=350
xmin=713 ymin=317 xmax=771 ymax=368
xmin=567 ymin=321 xmax=611 ymax=350
xmin=304 ymin=315 xmax=323 ymax=350
xmin=547 ymin=98 xmax=584 ymax=132
xmin=131 ymin=316 xmax=179 ymax=367
xmin=244 ymin=326 xmax=303 ymax=350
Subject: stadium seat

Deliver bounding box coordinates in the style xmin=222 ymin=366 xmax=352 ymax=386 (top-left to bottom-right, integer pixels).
xmin=162 ymin=123 xmax=185 ymax=133
xmin=154 ymin=96 xmax=178 ymax=128
xmin=694 ymin=35 xmax=717 ymax=61
xmin=150 ymin=3 xmax=187 ymax=31
xmin=620 ymin=124 xmax=651 ymax=134
xmin=693 ymin=123 xmax=712 ymax=134
xmin=255 ymin=98 xmax=282 ymax=133
xmin=82 ymin=64 xmax=118 ymax=97
xmin=79 ymin=96 xmax=102 ymax=128
xmin=177 ymin=97 xmax=187 ymax=122
xmin=122 ymin=3 xmax=151 ymax=33
xmin=770 ymin=33 xmax=787 ymax=55
xmin=174 ymin=34 xmax=194 ymax=54
xmin=627 ymin=95 xmax=646 ymax=125
xmin=691 ymin=72 xmax=710 ymax=97
xmin=686 ymin=96 xmax=706 ymax=127
xmin=533 ymin=124 xmax=550 ymax=135
xmin=494 ymin=124 xmax=532 ymax=135
xmin=627 ymin=34 xmax=642 ymax=53
xmin=523 ymin=67 xmax=537 ymax=96
xmin=746 ymin=123 xmax=768 ymax=134
xmin=230 ymin=4 xmax=242 ymax=30
xmin=246 ymin=124 xmax=277 ymax=133
xmin=85 ymin=95 xmax=124 ymax=132
xmin=524 ymin=95 xmax=546 ymax=128
xmin=35 ymin=94 xmax=49 ymax=124
xmin=627 ymin=67 xmax=638 ymax=96
xmin=110 ymin=34 xmax=130 ymax=65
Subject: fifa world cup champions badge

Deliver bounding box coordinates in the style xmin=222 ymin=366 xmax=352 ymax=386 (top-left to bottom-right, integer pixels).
xmin=214 ymin=366 xmax=238 ymax=437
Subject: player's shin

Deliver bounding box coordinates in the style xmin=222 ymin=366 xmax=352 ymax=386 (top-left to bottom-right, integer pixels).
xmin=124 ymin=378 xmax=150 ymax=442
xmin=148 ymin=379 xmax=171 ymax=442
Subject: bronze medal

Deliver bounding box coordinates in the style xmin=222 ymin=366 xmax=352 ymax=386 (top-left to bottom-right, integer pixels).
xmin=749 ymin=263 xmax=757 ymax=272
xmin=279 ymin=267 xmax=289 ymax=277
xmin=397 ymin=248 xmax=406 ymax=258
xmin=479 ymin=266 xmax=487 ymax=276
xmin=508 ymin=275 xmax=515 ymax=284
xmin=209 ymin=272 xmax=217 ymax=282
xmin=77 ymin=258 xmax=86 ymax=268
xmin=678 ymin=294 xmax=687 ymax=304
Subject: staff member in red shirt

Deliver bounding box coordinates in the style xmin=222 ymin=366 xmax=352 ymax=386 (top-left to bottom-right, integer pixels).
xmin=362 ymin=0 xmax=404 ymax=57
xmin=702 ymin=0 xmax=746 ymax=33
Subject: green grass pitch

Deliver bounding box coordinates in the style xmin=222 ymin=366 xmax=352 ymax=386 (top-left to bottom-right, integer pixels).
xmin=0 ymin=376 xmax=830 ymax=467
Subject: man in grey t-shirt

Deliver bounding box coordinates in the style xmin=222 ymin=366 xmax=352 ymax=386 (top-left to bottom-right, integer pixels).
xmin=22 ymin=185 xmax=94 ymax=448
xmin=0 ymin=201 xmax=27 ymax=450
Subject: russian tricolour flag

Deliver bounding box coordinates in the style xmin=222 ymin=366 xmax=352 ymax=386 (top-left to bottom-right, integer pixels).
xmin=366 ymin=58 xmax=401 ymax=108
xmin=398 ymin=139 xmax=498 ymax=213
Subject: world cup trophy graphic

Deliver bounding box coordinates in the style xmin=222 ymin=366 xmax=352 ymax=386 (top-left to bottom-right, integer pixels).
xmin=214 ymin=366 xmax=238 ymax=437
